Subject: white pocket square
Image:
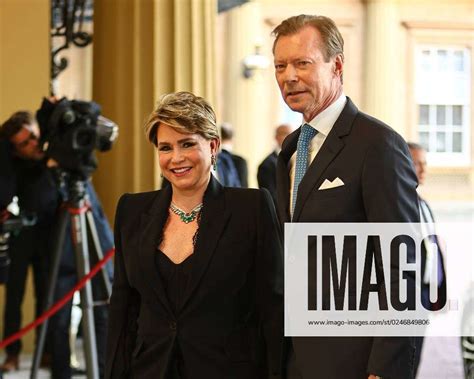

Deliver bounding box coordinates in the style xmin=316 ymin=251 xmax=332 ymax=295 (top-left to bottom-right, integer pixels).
xmin=318 ymin=177 xmax=345 ymax=190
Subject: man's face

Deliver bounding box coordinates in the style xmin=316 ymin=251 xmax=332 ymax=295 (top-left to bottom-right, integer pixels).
xmin=10 ymin=124 xmax=44 ymax=161
xmin=274 ymin=26 xmax=343 ymax=122
xmin=409 ymin=148 xmax=427 ymax=185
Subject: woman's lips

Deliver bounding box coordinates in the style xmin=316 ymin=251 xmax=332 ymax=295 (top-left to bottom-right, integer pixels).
xmin=170 ymin=167 xmax=192 ymax=177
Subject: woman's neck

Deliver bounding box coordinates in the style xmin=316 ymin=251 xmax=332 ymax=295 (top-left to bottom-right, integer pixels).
xmin=171 ymin=178 xmax=209 ymax=212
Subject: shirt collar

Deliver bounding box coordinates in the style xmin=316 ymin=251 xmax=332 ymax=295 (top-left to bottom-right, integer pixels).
xmin=305 ymin=93 xmax=346 ymax=137
xmin=221 ymin=142 xmax=233 ymax=152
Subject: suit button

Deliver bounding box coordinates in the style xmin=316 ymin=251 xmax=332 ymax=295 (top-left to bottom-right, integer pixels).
xmin=169 ymin=321 xmax=177 ymax=330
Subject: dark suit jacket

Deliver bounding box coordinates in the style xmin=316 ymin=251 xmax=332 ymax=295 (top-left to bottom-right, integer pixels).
xmin=277 ymin=98 xmax=420 ymax=379
xmin=217 ymin=150 xmax=242 ymax=187
xmin=105 ymin=176 xmax=283 ymax=379
xmin=218 ymin=149 xmax=249 ymax=188
xmin=418 ymin=197 xmax=447 ymax=311
xmin=230 ymin=152 xmax=249 ymax=188
xmin=257 ymin=151 xmax=278 ymax=206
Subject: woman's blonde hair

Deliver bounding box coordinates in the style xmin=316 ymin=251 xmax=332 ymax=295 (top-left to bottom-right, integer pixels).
xmin=145 ymin=91 xmax=219 ymax=146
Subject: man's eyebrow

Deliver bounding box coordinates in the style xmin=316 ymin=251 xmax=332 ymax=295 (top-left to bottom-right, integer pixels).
xmin=274 ymin=57 xmax=312 ymax=63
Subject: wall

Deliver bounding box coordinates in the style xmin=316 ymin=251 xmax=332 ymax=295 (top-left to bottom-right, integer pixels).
xmin=0 ymin=0 xmax=50 ymax=354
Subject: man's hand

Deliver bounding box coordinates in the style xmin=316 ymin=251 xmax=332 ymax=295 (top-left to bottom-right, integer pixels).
xmin=368 ymin=375 xmax=381 ymax=379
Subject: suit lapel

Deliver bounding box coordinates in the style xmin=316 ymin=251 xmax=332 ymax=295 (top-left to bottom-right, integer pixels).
xmin=277 ymin=130 xmax=299 ymax=223
xmin=181 ymin=175 xmax=230 ymax=310
xmin=292 ymin=98 xmax=358 ymax=221
xmin=138 ymin=185 xmax=174 ymax=315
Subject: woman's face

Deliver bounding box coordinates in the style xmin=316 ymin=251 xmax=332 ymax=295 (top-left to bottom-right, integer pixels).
xmin=157 ymin=123 xmax=218 ymax=193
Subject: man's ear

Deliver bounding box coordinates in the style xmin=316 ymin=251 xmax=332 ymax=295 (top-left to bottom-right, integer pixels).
xmin=334 ymin=54 xmax=344 ymax=78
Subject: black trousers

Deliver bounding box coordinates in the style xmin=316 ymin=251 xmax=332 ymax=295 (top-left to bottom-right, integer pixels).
xmin=2 ymin=227 xmax=49 ymax=356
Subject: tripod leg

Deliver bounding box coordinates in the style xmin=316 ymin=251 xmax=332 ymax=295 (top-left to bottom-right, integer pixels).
xmin=85 ymin=210 xmax=112 ymax=299
xmin=30 ymin=208 xmax=69 ymax=379
xmin=71 ymin=208 xmax=99 ymax=379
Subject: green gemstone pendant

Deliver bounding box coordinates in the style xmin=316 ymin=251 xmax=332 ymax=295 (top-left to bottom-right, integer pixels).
xmin=170 ymin=202 xmax=203 ymax=224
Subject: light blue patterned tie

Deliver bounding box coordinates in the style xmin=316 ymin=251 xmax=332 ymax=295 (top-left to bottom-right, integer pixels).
xmin=292 ymin=124 xmax=318 ymax=218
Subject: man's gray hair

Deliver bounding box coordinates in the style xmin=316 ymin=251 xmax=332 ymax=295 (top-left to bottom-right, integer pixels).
xmin=272 ymin=14 xmax=344 ymax=63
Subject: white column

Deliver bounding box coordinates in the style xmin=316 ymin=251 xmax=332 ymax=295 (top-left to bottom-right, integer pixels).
xmin=364 ymin=0 xmax=403 ymax=131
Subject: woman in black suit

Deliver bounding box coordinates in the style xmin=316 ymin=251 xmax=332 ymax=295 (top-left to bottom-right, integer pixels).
xmin=105 ymin=92 xmax=283 ymax=379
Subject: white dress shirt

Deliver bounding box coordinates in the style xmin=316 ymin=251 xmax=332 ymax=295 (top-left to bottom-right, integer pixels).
xmin=289 ymin=94 xmax=347 ymax=210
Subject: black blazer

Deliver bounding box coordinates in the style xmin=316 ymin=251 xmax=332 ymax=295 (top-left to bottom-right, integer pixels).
xmin=257 ymin=151 xmax=278 ymax=207
xmin=277 ymin=98 xmax=420 ymax=379
xmin=105 ymin=176 xmax=283 ymax=379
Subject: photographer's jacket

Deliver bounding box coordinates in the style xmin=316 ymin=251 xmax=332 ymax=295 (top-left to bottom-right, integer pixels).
xmin=0 ymin=139 xmax=58 ymax=226
xmin=0 ymin=138 xmax=114 ymax=261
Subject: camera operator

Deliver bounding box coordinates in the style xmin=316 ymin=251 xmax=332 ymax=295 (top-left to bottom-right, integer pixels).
xmin=0 ymin=111 xmax=57 ymax=372
xmin=0 ymin=107 xmax=113 ymax=379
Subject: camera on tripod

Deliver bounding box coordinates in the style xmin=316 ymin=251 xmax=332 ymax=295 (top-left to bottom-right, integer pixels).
xmin=29 ymin=98 xmax=118 ymax=378
xmin=0 ymin=213 xmax=37 ymax=284
xmin=36 ymin=97 xmax=118 ymax=180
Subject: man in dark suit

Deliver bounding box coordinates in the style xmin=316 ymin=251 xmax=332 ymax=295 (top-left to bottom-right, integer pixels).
xmin=408 ymin=142 xmax=447 ymax=376
xmin=257 ymin=124 xmax=291 ymax=206
xmin=218 ymin=123 xmax=248 ymax=187
xmin=273 ymin=15 xmax=420 ymax=379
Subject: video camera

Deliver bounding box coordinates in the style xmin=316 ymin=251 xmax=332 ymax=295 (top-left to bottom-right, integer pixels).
xmin=0 ymin=213 xmax=37 ymax=284
xmin=36 ymin=97 xmax=118 ymax=180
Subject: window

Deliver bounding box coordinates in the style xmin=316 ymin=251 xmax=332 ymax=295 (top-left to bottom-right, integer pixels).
xmin=415 ymin=46 xmax=471 ymax=166
xmin=280 ymin=97 xmax=302 ymax=127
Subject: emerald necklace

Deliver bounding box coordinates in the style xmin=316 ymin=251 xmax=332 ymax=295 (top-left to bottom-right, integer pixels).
xmin=170 ymin=202 xmax=203 ymax=224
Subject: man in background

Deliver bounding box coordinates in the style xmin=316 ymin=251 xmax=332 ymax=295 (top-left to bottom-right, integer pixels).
xmin=257 ymin=123 xmax=291 ymax=206
xmin=217 ymin=123 xmax=248 ymax=187
xmin=0 ymin=111 xmax=54 ymax=372
xmin=408 ymin=142 xmax=446 ymax=376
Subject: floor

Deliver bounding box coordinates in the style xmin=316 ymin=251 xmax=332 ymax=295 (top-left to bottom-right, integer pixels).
xmin=0 ymin=341 xmax=86 ymax=379
xmin=0 ymin=337 xmax=466 ymax=378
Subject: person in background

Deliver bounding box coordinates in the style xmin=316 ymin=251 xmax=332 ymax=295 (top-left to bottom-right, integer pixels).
xmin=217 ymin=123 xmax=248 ymax=187
xmin=408 ymin=142 xmax=446 ymax=377
xmin=257 ymin=124 xmax=292 ymax=206
xmin=0 ymin=111 xmax=54 ymax=372
xmin=105 ymin=91 xmax=283 ymax=379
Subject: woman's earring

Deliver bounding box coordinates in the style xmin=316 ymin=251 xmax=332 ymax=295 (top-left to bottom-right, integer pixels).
xmin=211 ymin=154 xmax=217 ymax=171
